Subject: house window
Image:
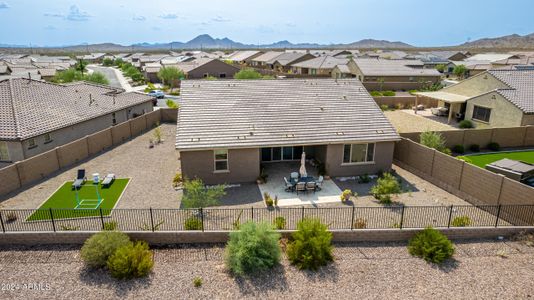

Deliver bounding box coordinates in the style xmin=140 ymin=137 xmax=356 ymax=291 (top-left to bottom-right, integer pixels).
xmin=472 ymin=105 xmax=491 ymax=122
xmin=28 ymin=138 xmax=37 ymax=149
xmin=112 ymin=112 xmax=117 ymax=125
xmin=44 ymin=133 xmax=52 ymax=143
xmin=214 ymin=149 xmax=229 ymax=172
xmin=203 ymin=73 xmax=209 ymax=78
xmin=0 ymin=141 xmax=9 ymax=161
xmin=219 ymin=73 xmax=226 ymax=78
xmin=310 ymin=69 xmax=317 ymax=75
xmin=342 ymin=143 xmax=375 ymax=164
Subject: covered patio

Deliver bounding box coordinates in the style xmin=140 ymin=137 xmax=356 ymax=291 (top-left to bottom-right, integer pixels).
xmin=415 ymin=91 xmax=470 ymax=124
xmin=258 ymin=161 xmax=343 ymax=207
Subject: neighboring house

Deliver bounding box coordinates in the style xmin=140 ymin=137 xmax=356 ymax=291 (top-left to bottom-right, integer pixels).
xmin=143 ymin=58 xmax=239 ymax=83
xmin=415 ymin=69 xmax=534 ymax=127
xmin=176 ymin=79 xmax=400 ymax=184
xmin=249 ymin=51 xmax=283 ymax=68
xmin=347 ymin=58 xmax=441 ymax=90
xmin=290 ymin=56 xmax=348 ymax=76
xmin=226 ymin=51 xmax=263 ymax=65
xmin=76 ymin=53 xmax=107 ymax=64
xmin=0 ymin=78 xmax=154 ymax=167
xmin=491 ymin=55 xmax=534 ymax=69
xmin=266 ymin=52 xmax=316 ymax=72
xmin=331 ymin=64 xmax=354 ymax=79
xmin=37 ymin=68 xmax=57 ymax=81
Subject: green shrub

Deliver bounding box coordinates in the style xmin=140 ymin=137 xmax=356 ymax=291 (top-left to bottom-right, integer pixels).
xmin=340 ymin=189 xmax=352 ymax=202
xmin=380 ymin=104 xmax=389 ymax=111
xmin=451 ymin=215 xmax=471 ymax=227
xmin=487 ymin=142 xmax=500 ymax=151
xmin=459 ymin=120 xmax=474 ymax=128
xmin=370 ymin=91 xmax=382 ymax=97
xmin=81 ymin=231 xmax=132 ymax=268
xmin=452 ymin=144 xmax=465 ymax=154
xmin=370 ymin=173 xmax=401 ymax=204
xmin=358 ymin=174 xmax=371 ymax=183
xmin=184 ymin=216 xmax=203 ymax=231
xmin=457 ymin=156 xmax=472 ymax=164
xmin=408 ymin=89 xmax=418 ymax=95
xmin=469 ymin=144 xmax=480 ymax=152
xmin=420 ymin=131 xmax=447 ymax=152
xmin=408 ymin=227 xmax=455 ymax=264
xmin=441 ymin=148 xmax=452 ymax=156
xmin=182 ymin=178 xmax=225 ymax=208
xmin=102 ymin=57 xmax=114 ymax=66
xmin=273 ymin=216 xmax=286 ymax=230
xmin=172 ymin=172 xmax=182 ymax=187
xmin=264 ymin=192 xmax=274 ymax=207
xmin=107 ymin=241 xmax=154 ymax=279
xmin=382 ymin=90 xmax=396 ymax=96
xmin=193 ymin=276 xmax=203 ymax=287
xmin=287 ymin=218 xmax=333 ymax=270
xmin=225 ymin=222 xmax=281 ymax=276
xmin=233 ymin=68 xmax=262 ymax=80
xmin=103 ymin=221 xmax=118 ymax=231
xmin=166 ymin=99 xmax=178 ymax=108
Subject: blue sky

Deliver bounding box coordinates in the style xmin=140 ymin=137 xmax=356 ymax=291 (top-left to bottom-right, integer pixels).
xmin=0 ymin=0 xmax=533 ymax=47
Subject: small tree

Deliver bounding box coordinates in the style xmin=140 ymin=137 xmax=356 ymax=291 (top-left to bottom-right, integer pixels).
xmin=102 ymin=57 xmax=114 ymax=66
xmin=287 ymin=218 xmax=333 ymax=270
xmin=408 ymin=227 xmax=455 ymax=264
xmin=75 ymin=59 xmax=88 ymax=74
xmin=182 ymin=178 xmax=226 ymax=208
xmin=370 ymin=173 xmax=401 ymax=204
xmin=435 ymin=64 xmax=446 ymax=73
xmin=84 ymin=72 xmax=110 ymax=85
xmin=234 ymin=68 xmax=262 ymax=79
xmin=453 ymin=64 xmax=468 ymax=79
xmin=114 ymin=58 xmax=124 ymax=67
xmin=225 ymin=221 xmax=281 ymax=276
xmin=420 ymin=131 xmax=447 ymax=152
xmin=157 ymin=66 xmax=184 ymax=89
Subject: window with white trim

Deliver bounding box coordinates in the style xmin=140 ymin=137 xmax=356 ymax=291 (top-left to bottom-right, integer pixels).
xmin=0 ymin=141 xmax=9 ymax=161
xmin=44 ymin=133 xmax=52 ymax=143
xmin=472 ymin=105 xmax=491 ymax=122
xmin=342 ymin=143 xmax=375 ymax=164
xmin=28 ymin=138 xmax=36 ymax=149
xmin=214 ymin=149 xmax=229 ymax=171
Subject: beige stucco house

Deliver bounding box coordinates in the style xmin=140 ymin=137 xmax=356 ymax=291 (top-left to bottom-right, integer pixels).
xmin=176 ymin=79 xmax=400 ymax=184
xmin=0 ymin=78 xmax=154 ymax=168
xmin=416 ymin=69 xmax=534 ymax=127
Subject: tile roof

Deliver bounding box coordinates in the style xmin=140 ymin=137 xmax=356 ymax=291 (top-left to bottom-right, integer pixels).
xmin=489 ymin=69 xmax=534 ymax=113
xmin=267 ymin=52 xmax=315 ymax=66
xmin=251 ymin=51 xmax=284 ymax=63
xmin=466 ymin=53 xmax=516 ymax=63
xmin=176 ymin=79 xmax=400 ymax=151
xmin=227 ymin=51 xmax=261 ymax=62
xmin=353 ymin=58 xmax=440 ymax=76
xmin=291 ymin=56 xmax=348 ymax=70
xmin=0 ymin=78 xmax=154 ymax=140
xmin=334 ymin=64 xmax=351 ymax=73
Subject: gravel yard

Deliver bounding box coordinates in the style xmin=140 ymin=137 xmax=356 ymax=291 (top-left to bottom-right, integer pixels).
xmin=384 ymin=110 xmax=458 ymax=133
xmin=1 ymin=239 xmax=534 ymax=299
xmin=0 ymin=124 xmax=181 ymax=210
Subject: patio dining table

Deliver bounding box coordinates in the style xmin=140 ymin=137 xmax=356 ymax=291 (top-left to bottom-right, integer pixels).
xmin=290 ymin=176 xmax=316 ymax=185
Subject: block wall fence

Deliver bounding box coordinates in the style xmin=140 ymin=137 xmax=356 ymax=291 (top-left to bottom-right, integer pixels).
xmin=0 ymin=108 xmax=178 ymax=197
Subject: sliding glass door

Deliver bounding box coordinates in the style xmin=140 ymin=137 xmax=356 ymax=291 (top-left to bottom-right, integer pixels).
xmin=260 ymin=146 xmax=304 ymax=162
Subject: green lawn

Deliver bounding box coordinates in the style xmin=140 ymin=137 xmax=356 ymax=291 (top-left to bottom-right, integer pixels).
xmin=27 ymin=178 xmax=129 ymax=221
xmin=458 ymin=151 xmax=534 ymax=168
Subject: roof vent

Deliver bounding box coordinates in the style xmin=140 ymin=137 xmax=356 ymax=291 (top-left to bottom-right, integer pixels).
xmin=342 ymin=95 xmax=347 ymax=100
xmin=320 ymin=107 xmax=324 ymax=111
xmin=376 ymin=130 xmax=384 ymax=134
xmin=335 ymin=132 xmax=344 ymax=136
xmin=190 ymin=138 xmax=201 ymax=142
xmin=285 ymin=134 xmax=295 ymax=138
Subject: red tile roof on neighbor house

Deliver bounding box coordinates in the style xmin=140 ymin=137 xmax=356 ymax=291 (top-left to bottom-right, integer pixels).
xmin=0 ymin=78 xmax=154 ymax=140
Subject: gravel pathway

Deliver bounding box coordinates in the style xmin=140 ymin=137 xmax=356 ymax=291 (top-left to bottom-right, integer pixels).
xmin=0 ymin=124 xmax=181 ymax=209
xmin=384 ymin=110 xmax=458 ymax=133
xmin=1 ymin=239 xmax=534 ymax=299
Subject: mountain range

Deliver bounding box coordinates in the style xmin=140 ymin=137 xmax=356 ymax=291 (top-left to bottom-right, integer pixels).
xmin=2 ymin=33 xmax=534 ymax=52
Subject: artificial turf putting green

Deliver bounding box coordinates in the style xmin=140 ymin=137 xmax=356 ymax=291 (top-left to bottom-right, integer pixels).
xmin=27 ymin=178 xmax=129 ymax=221
xmin=458 ymin=150 xmax=534 ymax=168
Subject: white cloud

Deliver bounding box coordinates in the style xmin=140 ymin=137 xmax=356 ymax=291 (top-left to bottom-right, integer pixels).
xmin=0 ymin=2 xmax=9 ymax=9
xmin=66 ymin=5 xmax=91 ymax=21
xmin=159 ymin=13 xmax=179 ymax=19
xmin=133 ymin=15 xmax=146 ymax=21
xmin=212 ymin=15 xmax=230 ymax=23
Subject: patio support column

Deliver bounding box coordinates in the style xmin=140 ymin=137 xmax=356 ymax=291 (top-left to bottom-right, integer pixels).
xmin=447 ymin=104 xmax=453 ymax=124
xmin=414 ymin=95 xmax=418 ymax=114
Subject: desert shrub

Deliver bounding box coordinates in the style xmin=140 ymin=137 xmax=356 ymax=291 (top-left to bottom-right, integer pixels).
xmin=452 ymin=144 xmax=465 ymax=154
xmin=287 ymin=218 xmax=333 ymax=270
xmin=380 ymin=104 xmax=389 ymax=111
xmin=370 ymin=173 xmax=401 ymax=204
xmin=81 ymin=231 xmax=132 ymax=268
xmin=172 ymin=172 xmax=182 ymax=187
xmin=451 ymin=215 xmax=471 ymax=227
xmin=102 ymin=57 xmax=114 ymax=66
xmin=458 ymin=120 xmax=474 ymax=128
xmin=487 ymin=142 xmax=500 ymax=151
xmin=353 ymin=218 xmax=367 ymax=229
xmin=182 ymin=178 xmax=225 ymax=208
xmin=370 ymin=91 xmax=382 ymax=97
xmin=408 ymin=227 xmax=455 ymax=264
xmin=107 ymin=241 xmax=154 ymax=279
xmin=103 ymin=221 xmax=118 ymax=231
xmin=382 ymin=90 xmax=396 ymax=96
xmin=184 ymin=216 xmax=203 ymax=231
xmin=274 ymin=216 xmax=286 ymax=230
xmin=166 ymin=99 xmax=178 ymax=108
xmin=358 ymin=174 xmax=371 ymax=183
xmin=225 ymin=222 xmax=281 ymax=276
xmin=420 ymin=131 xmax=447 ymax=152
xmin=193 ymin=276 xmax=203 ymax=287
xmin=469 ymin=144 xmax=480 ymax=152
xmin=234 ymin=68 xmax=262 ymax=80
xmin=340 ymin=189 xmax=352 ymax=202
xmin=264 ymin=192 xmax=274 ymax=207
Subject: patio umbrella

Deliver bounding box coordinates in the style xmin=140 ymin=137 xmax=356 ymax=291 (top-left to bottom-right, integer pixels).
xmin=299 ymin=152 xmax=307 ymax=177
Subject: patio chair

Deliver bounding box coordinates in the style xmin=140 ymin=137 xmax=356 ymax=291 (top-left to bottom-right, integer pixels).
xmin=284 ymin=177 xmax=294 ymax=192
xmin=315 ymin=176 xmax=324 ymax=190
xmin=290 ymin=172 xmax=299 ymax=180
xmin=72 ymin=169 xmax=87 ymax=190
xmin=306 ymin=181 xmax=316 ymax=193
xmin=295 ymin=182 xmax=306 ymax=195
xmin=101 ymin=173 xmax=116 ymax=188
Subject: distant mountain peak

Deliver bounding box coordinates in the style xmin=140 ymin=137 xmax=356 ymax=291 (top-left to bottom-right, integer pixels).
xmin=462 ymin=32 xmax=534 ymax=48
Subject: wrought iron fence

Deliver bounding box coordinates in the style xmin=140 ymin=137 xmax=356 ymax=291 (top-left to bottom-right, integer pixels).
xmin=0 ymin=204 xmax=533 ymax=233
